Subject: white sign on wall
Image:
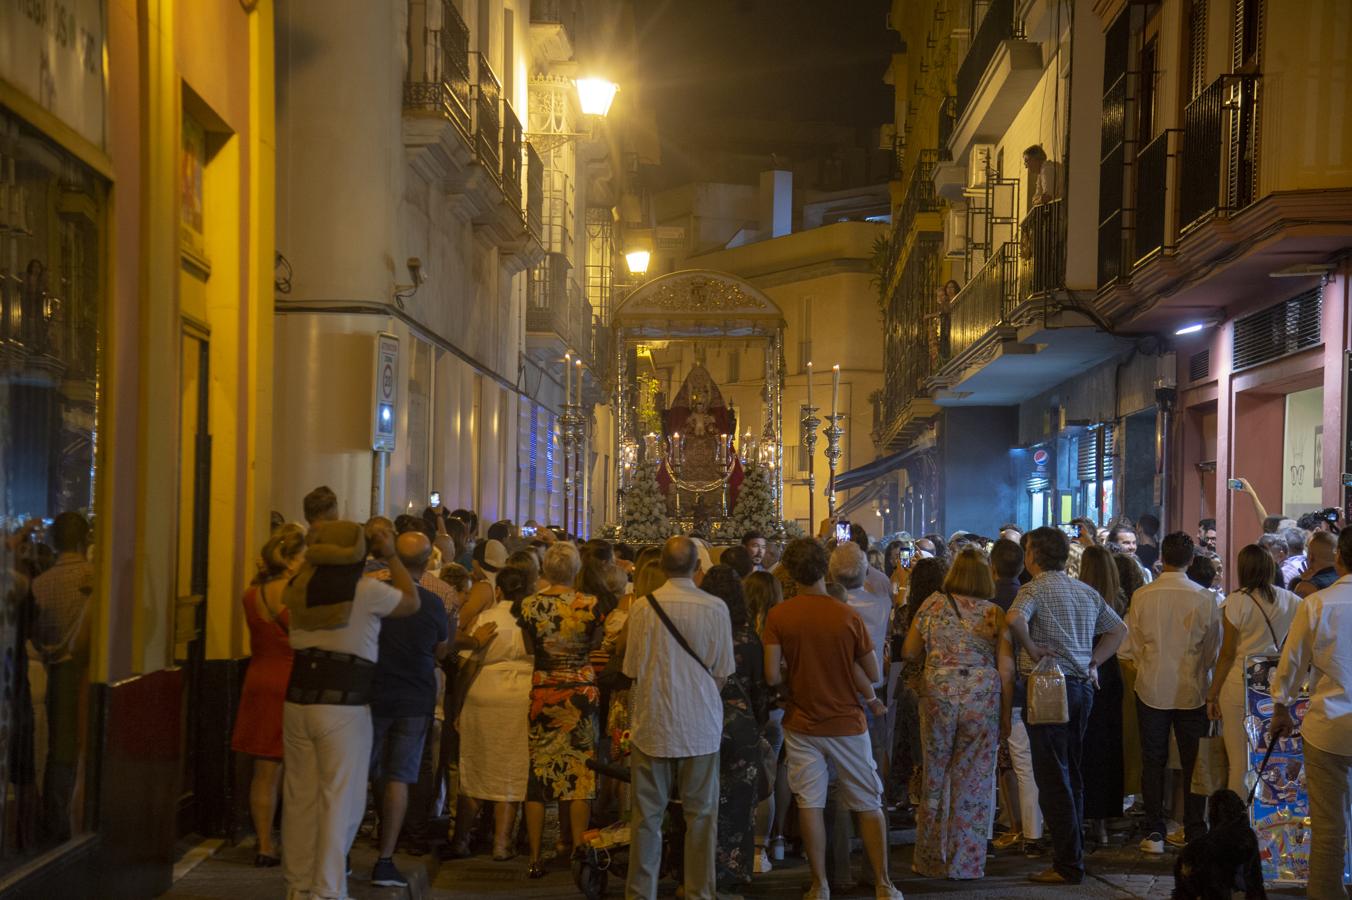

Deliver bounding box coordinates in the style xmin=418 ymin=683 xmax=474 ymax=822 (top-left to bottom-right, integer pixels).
xmin=1283 ymin=386 xmax=1323 ymax=517
xmin=0 ymin=0 xmax=106 ymax=149
xmin=372 ymin=332 xmax=399 ymax=452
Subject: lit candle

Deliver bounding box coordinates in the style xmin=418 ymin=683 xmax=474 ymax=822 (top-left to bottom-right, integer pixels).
xmin=806 ymin=360 xmax=814 ymax=408
xmin=564 ymin=352 xmax=572 ymax=407
xmin=575 ymin=358 xmax=583 ymax=407
xmin=831 ymin=364 xmax=841 ymax=418
xmin=719 ymin=433 xmax=728 ymax=465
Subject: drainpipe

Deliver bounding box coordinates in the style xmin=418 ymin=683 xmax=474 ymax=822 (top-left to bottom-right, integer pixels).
xmin=1154 ymin=383 xmax=1178 ymax=535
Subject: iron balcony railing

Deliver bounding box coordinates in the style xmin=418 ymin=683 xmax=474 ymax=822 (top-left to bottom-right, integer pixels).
xmin=1132 ymin=131 xmax=1168 ymax=265
xmin=502 ymin=99 xmax=523 ymax=211
xmin=1019 ymin=199 xmax=1065 ymax=298
xmin=948 ymin=241 xmax=1020 ymax=360
xmin=525 ymin=143 xmax=544 ymax=239
xmin=1179 ymin=73 xmax=1260 ymax=234
xmin=882 ymin=235 xmax=942 ymax=425
xmin=938 ymin=96 xmax=957 ymax=160
xmin=956 ymin=0 xmax=1018 ymax=120
xmin=472 ymin=53 xmax=502 ymax=180
xmin=898 ymin=149 xmax=941 ymax=242
xmin=528 ymin=253 xmax=595 ymax=365
xmin=403 ymin=0 xmax=472 ymax=138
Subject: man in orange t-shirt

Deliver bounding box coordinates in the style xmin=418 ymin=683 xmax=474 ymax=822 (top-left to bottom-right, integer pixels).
xmin=764 ymin=538 xmax=904 ymax=900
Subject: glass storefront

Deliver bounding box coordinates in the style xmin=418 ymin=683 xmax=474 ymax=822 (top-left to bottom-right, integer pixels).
xmin=0 ymin=108 xmax=104 ymax=870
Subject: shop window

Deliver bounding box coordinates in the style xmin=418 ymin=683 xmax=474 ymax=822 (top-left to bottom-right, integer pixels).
xmin=0 ymin=109 xmax=105 ymax=866
xmin=1283 ymin=387 xmax=1323 ymax=518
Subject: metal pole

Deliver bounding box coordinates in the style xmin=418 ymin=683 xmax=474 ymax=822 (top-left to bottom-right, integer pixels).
xmin=561 ymin=408 xmax=570 ymax=536
xmin=370 ymin=450 xmax=386 ymax=520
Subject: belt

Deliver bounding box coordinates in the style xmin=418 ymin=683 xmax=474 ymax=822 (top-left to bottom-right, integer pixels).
xmin=287 ymin=647 xmax=375 ymax=706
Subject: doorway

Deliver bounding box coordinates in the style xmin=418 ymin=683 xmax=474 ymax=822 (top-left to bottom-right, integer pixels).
xmin=175 ymin=329 xmax=211 ymax=837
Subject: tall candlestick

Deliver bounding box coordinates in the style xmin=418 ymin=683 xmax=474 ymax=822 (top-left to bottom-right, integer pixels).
xmin=806 ymin=360 xmax=814 ymax=408
xmin=564 ymin=352 xmax=572 ymax=406
xmin=831 ymin=364 xmax=841 ymax=419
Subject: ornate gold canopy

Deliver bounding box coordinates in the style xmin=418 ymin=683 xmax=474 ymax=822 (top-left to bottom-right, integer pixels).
xmin=613 ymin=269 xmax=786 ymax=338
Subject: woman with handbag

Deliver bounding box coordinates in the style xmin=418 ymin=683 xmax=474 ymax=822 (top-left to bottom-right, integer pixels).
xmin=1077 ymin=546 xmax=1127 ymax=845
xmin=901 ymin=547 xmax=1003 ymax=880
xmin=1206 ymin=545 xmax=1302 ymax=794
xmin=700 ymin=565 xmax=769 ymax=890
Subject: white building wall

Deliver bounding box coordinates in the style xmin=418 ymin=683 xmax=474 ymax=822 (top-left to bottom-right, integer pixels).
xmin=274 ymin=0 xmax=541 ymax=528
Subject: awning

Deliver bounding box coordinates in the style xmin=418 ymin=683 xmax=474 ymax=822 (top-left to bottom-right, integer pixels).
xmin=833 ymin=444 xmax=926 ymax=493
xmin=836 ymin=480 xmax=887 ymax=519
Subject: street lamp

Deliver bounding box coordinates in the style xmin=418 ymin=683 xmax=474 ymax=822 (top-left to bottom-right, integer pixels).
xmin=624 ymin=249 xmax=651 ymax=276
xmin=576 ymin=78 xmax=619 ymax=117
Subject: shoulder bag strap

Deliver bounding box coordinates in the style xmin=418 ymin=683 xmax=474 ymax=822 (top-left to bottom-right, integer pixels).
xmin=1245 ymin=590 xmax=1283 ymax=651
xmin=647 ymin=593 xmax=710 ymax=674
xmin=944 ymin=592 xmax=973 ymax=632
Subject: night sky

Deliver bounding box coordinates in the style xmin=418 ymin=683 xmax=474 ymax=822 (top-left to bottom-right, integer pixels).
xmin=632 ymin=0 xmax=895 ymax=178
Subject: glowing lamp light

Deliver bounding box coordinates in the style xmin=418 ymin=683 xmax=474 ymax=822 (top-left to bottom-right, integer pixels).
xmin=1175 ymin=322 xmax=1205 ymax=336
xmin=576 ymin=78 xmax=619 ymax=117
xmin=625 ymin=249 xmax=651 ymax=276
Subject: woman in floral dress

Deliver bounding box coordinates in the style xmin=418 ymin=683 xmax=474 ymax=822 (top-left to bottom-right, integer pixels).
xmin=902 ymin=547 xmax=1003 ymax=880
xmin=514 ymin=542 xmax=613 ymax=878
xmin=700 ymin=565 xmax=768 ymax=889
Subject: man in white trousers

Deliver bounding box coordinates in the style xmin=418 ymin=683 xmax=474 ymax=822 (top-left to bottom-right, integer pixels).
xmin=281 ymin=519 xmax=420 ymax=900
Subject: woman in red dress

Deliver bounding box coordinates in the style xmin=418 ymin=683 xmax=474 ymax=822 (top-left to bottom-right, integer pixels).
xmin=231 ymin=525 xmax=304 ymax=866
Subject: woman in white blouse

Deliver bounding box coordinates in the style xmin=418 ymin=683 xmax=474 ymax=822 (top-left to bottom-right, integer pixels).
xmin=1206 ymin=544 xmax=1302 ymax=794
xmin=453 ymin=566 xmax=535 ymax=859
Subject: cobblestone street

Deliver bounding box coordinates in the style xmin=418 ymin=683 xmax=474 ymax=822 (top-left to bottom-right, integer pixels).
xmin=162 ymin=825 xmax=1307 ymax=900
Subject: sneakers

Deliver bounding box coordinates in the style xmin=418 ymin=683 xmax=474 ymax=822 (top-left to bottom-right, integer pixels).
xmin=371 ymin=857 xmax=408 ymax=887
xmin=874 ymin=883 xmax=904 ymax=900
xmin=1139 ymin=833 xmax=1165 ymax=854
xmin=1167 ymin=827 xmax=1187 ymax=847
xmin=753 ymin=847 xmax=772 ymax=873
xmin=803 ymin=883 xmax=830 ymax=900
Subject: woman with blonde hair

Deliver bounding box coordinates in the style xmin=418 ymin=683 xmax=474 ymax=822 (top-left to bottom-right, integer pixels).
xmin=1078 ymin=545 xmax=1126 ymax=844
xmin=902 ymin=546 xmax=1003 ymax=879
xmin=514 ymin=542 xmax=614 ymax=877
xmin=231 ymin=525 xmax=305 ymax=866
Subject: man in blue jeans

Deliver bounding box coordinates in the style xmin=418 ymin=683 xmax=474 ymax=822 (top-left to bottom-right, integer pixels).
xmin=368 ymin=531 xmax=451 ymax=887
xmin=1007 ymin=527 xmax=1126 ymax=884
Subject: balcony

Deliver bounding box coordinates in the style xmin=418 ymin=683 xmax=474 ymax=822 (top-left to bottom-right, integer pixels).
xmin=882 ymin=150 xmax=942 ymax=294
xmin=1018 ymin=198 xmax=1065 ymax=298
xmin=1179 ymin=74 xmax=1260 ymax=234
xmin=502 ymin=99 xmax=523 ymax=211
xmin=527 ymin=252 xmax=597 ymax=368
xmin=530 ymin=0 xmax=577 ymax=65
xmin=947 ymin=241 xmax=1020 ymax=360
xmin=932 ymin=238 xmax=1125 ymax=405
xmin=948 ymin=0 xmax=1040 ymax=165
xmin=473 ymin=54 xmax=502 ymax=181
xmin=1089 ymin=72 xmax=1352 ymax=332
xmin=877 ymin=234 xmax=943 ymax=451
xmin=525 ymin=143 xmax=544 ymax=240
xmin=404 ymin=0 xmax=472 ymax=140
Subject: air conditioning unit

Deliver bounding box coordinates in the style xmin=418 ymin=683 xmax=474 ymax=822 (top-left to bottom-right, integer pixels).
xmin=967 ymin=144 xmax=995 ymax=190
xmin=943 ymin=207 xmax=968 ymax=258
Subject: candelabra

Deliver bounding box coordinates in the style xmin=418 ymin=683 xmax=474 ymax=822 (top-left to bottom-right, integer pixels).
xmin=800 ymin=404 xmax=821 ymax=532
xmin=823 ymin=413 xmax=844 ymax=518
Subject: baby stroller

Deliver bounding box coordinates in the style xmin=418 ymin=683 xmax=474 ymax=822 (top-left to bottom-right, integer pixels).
xmin=572 ymin=747 xmax=683 ymax=899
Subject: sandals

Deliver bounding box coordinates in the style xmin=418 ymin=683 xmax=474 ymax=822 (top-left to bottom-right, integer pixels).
xmin=527 ymin=860 xmax=546 ymax=879
xmin=253 ymin=853 xmax=280 ymax=868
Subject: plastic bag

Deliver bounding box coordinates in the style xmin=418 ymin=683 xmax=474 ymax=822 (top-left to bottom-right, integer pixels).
xmin=1191 ymin=718 xmax=1228 ymax=795
xmin=1026 ymin=656 xmax=1069 ymax=725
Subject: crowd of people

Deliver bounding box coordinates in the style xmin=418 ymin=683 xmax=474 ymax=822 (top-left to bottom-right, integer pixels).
xmin=229 ymin=485 xmax=1351 ymax=900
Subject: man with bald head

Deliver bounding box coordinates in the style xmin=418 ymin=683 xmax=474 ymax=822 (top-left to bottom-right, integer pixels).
xmin=623 ymin=535 xmax=735 ymax=900
xmin=366 ymin=531 xmax=451 ymax=887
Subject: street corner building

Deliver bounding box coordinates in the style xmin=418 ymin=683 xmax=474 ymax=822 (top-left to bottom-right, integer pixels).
xmin=868 ymin=0 xmax=1352 ymax=564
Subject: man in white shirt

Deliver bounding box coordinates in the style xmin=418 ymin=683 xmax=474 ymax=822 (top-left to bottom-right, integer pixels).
xmin=1270 ymin=529 xmax=1352 ymax=900
xmin=623 ymin=536 xmax=735 ymax=900
xmin=1118 ymin=532 xmax=1222 ymax=854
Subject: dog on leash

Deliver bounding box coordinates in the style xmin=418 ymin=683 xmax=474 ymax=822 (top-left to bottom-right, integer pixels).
xmin=1172 ymin=789 xmax=1266 ymax=899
